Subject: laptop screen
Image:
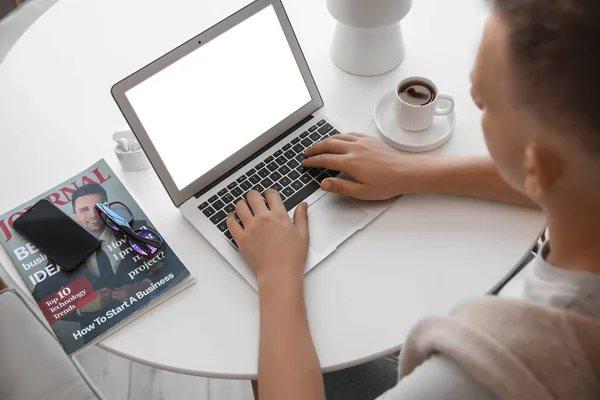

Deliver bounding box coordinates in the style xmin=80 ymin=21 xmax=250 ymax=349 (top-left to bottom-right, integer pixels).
xmin=125 ymin=5 xmax=312 ymax=190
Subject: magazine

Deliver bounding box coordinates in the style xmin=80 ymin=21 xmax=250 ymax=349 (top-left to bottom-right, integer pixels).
xmin=0 ymin=159 xmax=193 ymax=356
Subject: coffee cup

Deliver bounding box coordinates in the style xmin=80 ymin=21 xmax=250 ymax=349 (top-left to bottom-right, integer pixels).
xmin=394 ymin=76 xmax=455 ymax=131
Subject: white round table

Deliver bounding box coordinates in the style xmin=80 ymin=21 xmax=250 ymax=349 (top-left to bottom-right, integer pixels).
xmin=0 ymin=0 xmax=544 ymax=378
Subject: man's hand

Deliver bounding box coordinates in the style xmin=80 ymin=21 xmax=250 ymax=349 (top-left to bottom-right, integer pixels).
xmin=306 ymin=136 xmax=537 ymax=207
xmin=303 ymin=133 xmax=428 ymax=200
xmin=80 ymin=288 xmax=112 ymax=313
xmin=226 ymin=189 xmax=309 ymax=283
xmin=112 ymin=281 xmax=150 ymax=302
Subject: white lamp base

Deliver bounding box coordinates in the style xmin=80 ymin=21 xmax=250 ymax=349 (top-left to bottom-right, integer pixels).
xmin=330 ymin=22 xmax=405 ymax=77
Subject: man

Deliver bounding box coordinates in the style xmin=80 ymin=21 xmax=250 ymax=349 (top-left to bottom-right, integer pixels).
xmin=33 ymin=184 xmax=153 ymax=343
xmin=227 ymin=0 xmax=600 ymax=399
xmin=70 ymin=183 xmax=150 ymax=312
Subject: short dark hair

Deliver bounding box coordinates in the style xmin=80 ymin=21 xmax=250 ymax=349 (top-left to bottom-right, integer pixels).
xmin=71 ymin=183 xmax=108 ymax=211
xmin=495 ymin=0 xmax=600 ymax=156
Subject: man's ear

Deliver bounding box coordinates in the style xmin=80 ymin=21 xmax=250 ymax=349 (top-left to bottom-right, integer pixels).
xmin=523 ymin=142 xmax=563 ymax=203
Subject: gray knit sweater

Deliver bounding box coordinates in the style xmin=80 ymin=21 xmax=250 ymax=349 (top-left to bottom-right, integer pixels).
xmin=400 ymin=297 xmax=600 ymax=399
xmin=380 ymin=243 xmax=600 ymax=399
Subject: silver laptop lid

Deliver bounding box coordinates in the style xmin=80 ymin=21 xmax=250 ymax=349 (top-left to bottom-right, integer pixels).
xmin=111 ymin=0 xmax=323 ymax=206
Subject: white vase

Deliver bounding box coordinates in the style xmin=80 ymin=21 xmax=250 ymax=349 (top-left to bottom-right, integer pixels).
xmin=327 ymin=0 xmax=413 ymax=76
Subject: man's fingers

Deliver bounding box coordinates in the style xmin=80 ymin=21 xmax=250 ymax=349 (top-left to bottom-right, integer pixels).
xmin=332 ymin=133 xmax=361 ymax=142
xmin=263 ymin=189 xmax=286 ymax=214
xmin=293 ymin=202 xmax=309 ymax=239
xmin=347 ymin=132 xmax=367 ymax=138
xmin=304 ymin=137 xmax=349 ymax=157
xmin=302 ymin=153 xmax=347 ymax=170
xmin=226 ymin=212 xmax=244 ymax=238
xmin=246 ymin=190 xmax=268 ymax=215
xmin=320 ymin=177 xmax=368 ymax=199
xmin=235 ymin=198 xmax=253 ymax=226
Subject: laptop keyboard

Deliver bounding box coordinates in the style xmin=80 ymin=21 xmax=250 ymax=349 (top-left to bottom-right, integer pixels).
xmin=197 ymin=118 xmax=340 ymax=249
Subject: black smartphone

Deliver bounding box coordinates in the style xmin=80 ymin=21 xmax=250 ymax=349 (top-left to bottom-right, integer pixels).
xmin=13 ymin=199 xmax=101 ymax=272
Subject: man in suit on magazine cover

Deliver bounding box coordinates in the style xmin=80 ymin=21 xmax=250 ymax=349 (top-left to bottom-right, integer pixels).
xmin=32 ymin=183 xmax=178 ymax=343
xmin=70 ymin=183 xmax=153 ymax=309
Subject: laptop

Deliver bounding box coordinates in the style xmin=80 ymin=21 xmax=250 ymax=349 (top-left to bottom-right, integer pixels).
xmin=111 ymin=0 xmax=393 ymax=289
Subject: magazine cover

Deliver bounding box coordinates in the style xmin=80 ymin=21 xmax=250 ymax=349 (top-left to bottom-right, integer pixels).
xmin=0 ymin=159 xmax=191 ymax=355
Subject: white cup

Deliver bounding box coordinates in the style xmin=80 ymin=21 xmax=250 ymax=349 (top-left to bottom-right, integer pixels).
xmin=394 ymin=76 xmax=455 ymax=131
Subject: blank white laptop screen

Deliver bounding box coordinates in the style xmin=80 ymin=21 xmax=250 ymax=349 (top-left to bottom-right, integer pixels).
xmin=125 ymin=5 xmax=312 ymax=190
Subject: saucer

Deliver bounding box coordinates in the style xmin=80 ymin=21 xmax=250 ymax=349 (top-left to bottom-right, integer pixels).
xmin=373 ymin=91 xmax=456 ymax=152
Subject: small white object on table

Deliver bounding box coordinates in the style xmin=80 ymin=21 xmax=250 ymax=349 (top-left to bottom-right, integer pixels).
xmin=113 ymin=126 xmax=152 ymax=172
xmin=0 ymin=0 xmax=544 ymax=378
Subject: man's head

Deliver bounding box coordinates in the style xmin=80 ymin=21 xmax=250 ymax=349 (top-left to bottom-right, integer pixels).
xmin=471 ymin=0 xmax=600 ymax=206
xmin=71 ymin=184 xmax=108 ymax=237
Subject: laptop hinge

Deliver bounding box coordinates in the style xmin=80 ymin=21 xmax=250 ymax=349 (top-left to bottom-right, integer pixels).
xmin=193 ymin=115 xmax=315 ymax=199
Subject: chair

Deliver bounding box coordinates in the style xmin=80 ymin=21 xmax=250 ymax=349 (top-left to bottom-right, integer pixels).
xmin=0 ymin=0 xmax=58 ymax=63
xmin=0 ymin=275 xmax=107 ymax=400
xmin=493 ymin=229 xmax=547 ymax=297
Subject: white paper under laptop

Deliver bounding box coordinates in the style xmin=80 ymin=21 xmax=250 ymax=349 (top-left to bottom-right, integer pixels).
xmin=111 ymin=0 xmax=393 ymax=289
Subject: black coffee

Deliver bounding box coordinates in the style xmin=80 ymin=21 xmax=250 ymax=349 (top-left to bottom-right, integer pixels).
xmin=399 ymin=81 xmax=435 ymax=106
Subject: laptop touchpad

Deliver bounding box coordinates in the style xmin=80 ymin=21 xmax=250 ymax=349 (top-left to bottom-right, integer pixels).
xmin=306 ymin=194 xmax=368 ymax=253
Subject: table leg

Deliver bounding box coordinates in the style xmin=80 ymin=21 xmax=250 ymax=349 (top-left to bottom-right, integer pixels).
xmin=251 ymin=380 xmax=259 ymax=400
xmin=0 ymin=278 xmax=6 ymax=290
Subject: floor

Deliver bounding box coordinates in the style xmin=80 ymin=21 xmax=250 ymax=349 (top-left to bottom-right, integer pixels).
xmin=0 ymin=0 xmax=14 ymax=19
xmin=75 ymin=345 xmax=255 ymax=400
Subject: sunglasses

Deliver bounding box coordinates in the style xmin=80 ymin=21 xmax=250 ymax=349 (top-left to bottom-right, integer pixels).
xmin=94 ymin=202 xmax=163 ymax=258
